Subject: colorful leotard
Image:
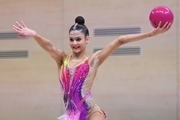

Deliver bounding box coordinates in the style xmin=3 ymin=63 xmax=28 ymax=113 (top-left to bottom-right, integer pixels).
xmin=58 ymin=55 xmax=103 ymax=120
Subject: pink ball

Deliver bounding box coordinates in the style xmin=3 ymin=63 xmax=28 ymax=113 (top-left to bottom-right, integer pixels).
xmin=149 ymin=6 xmax=174 ymax=28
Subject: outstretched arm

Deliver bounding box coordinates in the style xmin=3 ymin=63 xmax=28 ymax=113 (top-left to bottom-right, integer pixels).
xmin=92 ymin=22 xmax=171 ymax=66
xmin=13 ymin=21 xmax=65 ymax=64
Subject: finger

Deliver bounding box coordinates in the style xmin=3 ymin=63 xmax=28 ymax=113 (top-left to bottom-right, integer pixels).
xmin=162 ymin=22 xmax=168 ymax=28
xmin=157 ymin=21 xmax=162 ymax=28
xmin=13 ymin=25 xmax=21 ymax=32
xmin=19 ymin=34 xmax=27 ymax=38
xmin=16 ymin=21 xmax=23 ymax=28
xmin=21 ymin=20 xmax=27 ymax=28
xmin=165 ymin=23 xmax=172 ymax=32
xmin=18 ymin=34 xmax=25 ymax=38
xmin=166 ymin=23 xmax=172 ymax=29
xmin=162 ymin=23 xmax=172 ymax=33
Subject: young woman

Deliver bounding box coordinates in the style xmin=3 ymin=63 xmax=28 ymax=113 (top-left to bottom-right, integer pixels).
xmin=13 ymin=16 xmax=171 ymax=120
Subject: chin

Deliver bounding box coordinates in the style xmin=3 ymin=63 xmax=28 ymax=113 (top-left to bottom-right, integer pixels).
xmin=73 ymin=50 xmax=81 ymax=54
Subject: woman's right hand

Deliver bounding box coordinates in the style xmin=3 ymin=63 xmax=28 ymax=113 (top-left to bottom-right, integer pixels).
xmin=13 ymin=21 xmax=36 ymax=38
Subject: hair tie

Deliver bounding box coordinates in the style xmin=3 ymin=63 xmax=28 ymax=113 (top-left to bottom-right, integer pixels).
xmin=73 ymin=23 xmax=78 ymax=30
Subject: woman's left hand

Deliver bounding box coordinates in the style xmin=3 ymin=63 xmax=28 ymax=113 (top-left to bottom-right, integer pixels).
xmin=150 ymin=21 xmax=172 ymax=37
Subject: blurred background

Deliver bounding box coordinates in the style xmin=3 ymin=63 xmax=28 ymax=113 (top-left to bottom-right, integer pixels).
xmin=0 ymin=0 xmax=179 ymax=120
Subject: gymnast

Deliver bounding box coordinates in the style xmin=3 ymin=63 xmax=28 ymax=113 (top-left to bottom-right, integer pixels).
xmin=13 ymin=16 xmax=171 ymax=120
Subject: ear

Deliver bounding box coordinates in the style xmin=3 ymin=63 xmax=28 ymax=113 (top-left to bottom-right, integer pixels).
xmin=86 ymin=36 xmax=90 ymax=44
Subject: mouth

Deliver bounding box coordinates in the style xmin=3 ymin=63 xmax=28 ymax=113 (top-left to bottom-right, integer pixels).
xmin=73 ymin=46 xmax=80 ymax=50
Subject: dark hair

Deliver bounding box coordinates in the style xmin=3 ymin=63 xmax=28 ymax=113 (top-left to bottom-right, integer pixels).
xmin=69 ymin=16 xmax=89 ymax=37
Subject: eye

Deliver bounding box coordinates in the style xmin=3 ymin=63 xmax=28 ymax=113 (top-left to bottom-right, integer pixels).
xmin=76 ymin=38 xmax=81 ymax=41
xmin=69 ymin=38 xmax=74 ymax=42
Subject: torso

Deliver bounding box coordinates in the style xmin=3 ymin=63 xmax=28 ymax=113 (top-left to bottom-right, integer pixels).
xmin=58 ymin=55 xmax=97 ymax=120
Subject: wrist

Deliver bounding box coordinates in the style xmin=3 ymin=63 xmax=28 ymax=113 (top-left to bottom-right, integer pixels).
xmin=148 ymin=31 xmax=154 ymax=37
xmin=32 ymin=31 xmax=37 ymax=38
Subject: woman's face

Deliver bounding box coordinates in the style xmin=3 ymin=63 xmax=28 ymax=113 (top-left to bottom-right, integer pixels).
xmin=69 ymin=30 xmax=89 ymax=54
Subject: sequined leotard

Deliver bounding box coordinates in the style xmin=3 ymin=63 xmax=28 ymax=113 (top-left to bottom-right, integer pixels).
xmin=58 ymin=55 xmax=105 ymax=120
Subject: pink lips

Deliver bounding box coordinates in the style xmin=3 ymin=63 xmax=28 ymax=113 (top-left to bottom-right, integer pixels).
xmin=73 ymin=46 xmax=80 ymax=50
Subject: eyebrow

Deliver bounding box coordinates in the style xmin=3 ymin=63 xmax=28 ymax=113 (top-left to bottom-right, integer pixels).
xmin=69 ymin=36 xmax=82 ymax=39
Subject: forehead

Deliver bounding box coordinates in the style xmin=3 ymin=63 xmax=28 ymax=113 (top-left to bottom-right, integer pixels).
xmin=69 ymin=30 xmax=84 ymax=38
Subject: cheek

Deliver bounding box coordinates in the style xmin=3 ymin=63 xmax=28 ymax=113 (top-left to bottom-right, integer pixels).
xmin=80 ymin=41 xmax=86 ymax=46
xmin=69 ymin=42 xmax=73 ymax=47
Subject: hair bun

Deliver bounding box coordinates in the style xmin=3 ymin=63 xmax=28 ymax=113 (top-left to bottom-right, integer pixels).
xmin=75 ymin=16 xmax=85 ymax=25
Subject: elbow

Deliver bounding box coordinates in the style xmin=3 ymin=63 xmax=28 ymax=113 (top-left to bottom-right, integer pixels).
xmin=117 ymin=36 xmax=127 ymax=45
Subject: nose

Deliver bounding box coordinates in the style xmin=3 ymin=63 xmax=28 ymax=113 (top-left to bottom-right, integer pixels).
xmin=73 ymin=40 xmax=78 ymax=45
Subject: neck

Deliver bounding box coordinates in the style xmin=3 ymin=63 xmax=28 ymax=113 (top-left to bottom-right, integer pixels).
xmin=72 ymin=51 xmax=87 ymax=60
